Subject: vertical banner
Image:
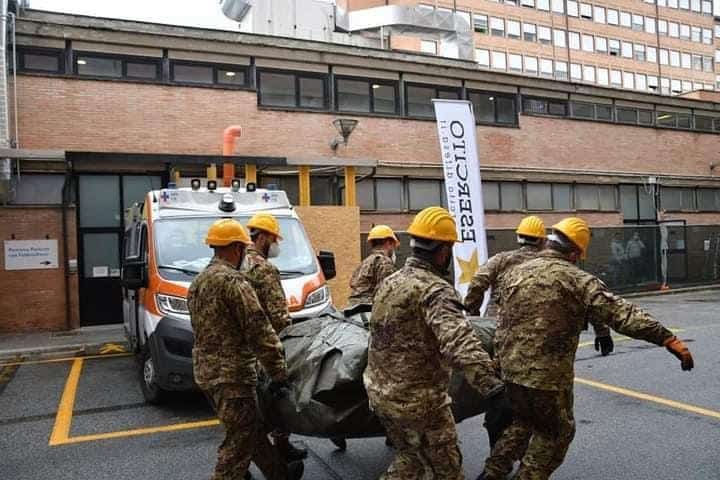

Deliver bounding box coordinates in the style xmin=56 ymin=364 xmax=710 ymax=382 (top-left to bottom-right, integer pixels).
xmin=432 ymin=99 xmax=488 ymax=302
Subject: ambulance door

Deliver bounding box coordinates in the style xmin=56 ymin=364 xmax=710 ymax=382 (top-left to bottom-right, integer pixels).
xmin=122 ymin=222 xmax=146 ymax=352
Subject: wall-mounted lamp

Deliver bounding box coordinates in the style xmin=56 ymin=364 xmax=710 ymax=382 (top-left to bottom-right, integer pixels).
xmin=329 ymin=118 xmax=359 ymax=150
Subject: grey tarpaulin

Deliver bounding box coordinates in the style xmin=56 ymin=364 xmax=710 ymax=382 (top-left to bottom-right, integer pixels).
xmin=258 ymin=312 xmax=497 ymax=438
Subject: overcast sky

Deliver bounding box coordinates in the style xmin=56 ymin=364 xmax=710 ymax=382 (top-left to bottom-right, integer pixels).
xmin=28 ymin=0 xmax=240 ymax=30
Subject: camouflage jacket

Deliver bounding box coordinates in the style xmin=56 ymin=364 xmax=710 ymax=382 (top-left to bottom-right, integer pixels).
xmin=187 ymin=257 xmax=286 ymax=396
xmin=241 ymin=246 xmax=291 ymax=333
xmin=364 ymin=256 xmax=502 ymax=419
xmin=496 ymin=249 xmax=673 ymax=391
xmin=464 ymin=245 xmax=540 ymax=317
xmin=464 ymin=246 xmax=611 ymax=338
xmin=347 ymin=249 xmax=396 ymax=306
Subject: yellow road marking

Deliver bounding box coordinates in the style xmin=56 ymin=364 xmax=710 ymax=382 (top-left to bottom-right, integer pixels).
xmin=0 ymin=352 xmax=132 ymax=368
xmin=575 ymin=377 xmax=720 ymax=421
xmin=58 ymin=419 xmax=220 ymax=445
xmin=98 ymin=343 xmax=127 ymax=355
xmin=578 ymin=328 xmax=684 ymax=348
xmin=49 ymin=358 xmax=84 ymax=446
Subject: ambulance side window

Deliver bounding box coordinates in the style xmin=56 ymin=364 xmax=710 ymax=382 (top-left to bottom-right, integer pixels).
xmin=123 ymin=223 xmax=145 ymax=261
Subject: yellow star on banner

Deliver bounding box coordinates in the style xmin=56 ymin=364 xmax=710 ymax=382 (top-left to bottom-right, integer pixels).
xmin=457 ymin=250 xmax=479 ymax=284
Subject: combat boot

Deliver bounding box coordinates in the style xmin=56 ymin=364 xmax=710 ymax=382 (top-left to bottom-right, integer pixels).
xmin=276 ymin=435 xmax=308 ymax=461
xmin=287 ymin=460 xmax=304 ymax=480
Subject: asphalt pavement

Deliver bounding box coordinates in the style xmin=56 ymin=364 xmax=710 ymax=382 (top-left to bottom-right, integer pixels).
xmin=0 ymin=290 xmax=718 ymax=479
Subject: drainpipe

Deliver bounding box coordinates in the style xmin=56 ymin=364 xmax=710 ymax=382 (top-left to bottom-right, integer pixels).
xmin=222 ymin=125 xmax=242 ymax=187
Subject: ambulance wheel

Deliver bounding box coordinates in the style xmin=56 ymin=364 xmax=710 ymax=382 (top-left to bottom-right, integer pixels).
xmin=140 ymin=346 xmax=166 ymax=404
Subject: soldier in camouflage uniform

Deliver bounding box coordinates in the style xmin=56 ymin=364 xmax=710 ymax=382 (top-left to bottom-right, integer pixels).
xmin=478 ymin=217 xmax=694 ymax=480
xmin=347 ymin=225 xmax=399 ymax=306
xmin=242 ymin=212 xmax=307 ymax=462
xmin=187 ymin=219 xmax=302 ymax=480
xmin=364 ymin=207 xmax=504 ymax=480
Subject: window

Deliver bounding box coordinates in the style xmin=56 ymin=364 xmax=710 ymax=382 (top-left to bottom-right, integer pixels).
xmin=258 ymin=71 xmax=327 ymax=109
xmin=679 ymin=0 xmax=689 ymax=9
xmin=507 ymin=20 xmax=522 ymax=39
xmin=638 ymin=109 xmax=654 ymax=125
xmin=571 ymin=101 xmax=594 ymax=118
xmin=660 ymin=49 xmax=669 ymax=65
xmin=661 ymin=187 xmax=695 ymax=211
xmin=607 ymin=9 xmax=619 ymax=25
xmin=669 ymin=22 xmax=679 ymax=38
xmin=703 ymin=29 xmax=713 ymax=45
xmin=698 ymin=189 xmax=720 ymax=210
xmin=474 ymin=14 xmax=489 ymax=33
xmin=658 ymin=20 xmax=667 ymax=36
xmin=336 ymin=78 xmax=397 ymax=114
xmin=553 ymin=184 xmax=573 ymax=210
xmin=656 ymin=111 xmax=677 ymax=127
xmin=597 ymin=68 xmax=609 ymax=86
xmin=375 ymin=178 xmax=404 ymax=210
xmin=569 ymin=32 xmax=580 ymax=50
xmin=524 ymin=56 xmax=539 ymax=74
xmin=554 ymin=29 xmax=567 ymax=48
xmin=702 ymin=0 xmax=712 ymax=14
xmin=75 ymin=54 xmax=122 ymax=78
xmin=636 ymin=74 xmax=647 ymax=91
xmin=647 ymin=47 xmax=657 ymax=63
xmin=595 ymin=37 xmax=607 ymax=53
xmin=537 ymin=0 xmax=550 ymax=10
xmin=12 ymin=174 xmax=65 ymax=204
xmin=670 ymin=50 xmax=680 ymax=67
xmin=551 ymin=0 xmax=564 ymax=13
xmin=522 ymin=0 xmax=535 ymax=6
xmin=583 ymin=65 xmax=596 ymax=82
xmin=567 ymin=1 xmax=579 ymax=16
xmin=468 ymin=91 xmax=517 ymax=125
xmin=621 ymin=42 xmax=633 ymax=58
xmin=681 ymin=53 xmax=691 ymax=69
xmin=691 ymin=0 xmax=701 ymax=11
xmin=648 ymin=75 xmax=659 ymax=91
xmin=634 ymin=44 xmax=645 ymax=62
xmin=477 ymin=49 xmax=490 ymax=67
xmin=658 ymin=0 xmax=667 ymax=6
xmin=680 ymin=24 xmax=690 ymax=41
xmin=490 ymin=17 xmax=505 ymax=36
xmin=523 ymin=97 xmax=567 ymax=116
xmin=661 ymin=77 xmax=671 ymax=94
xmin=555 ymin=61 xmax=568 ymax=80
xmin=693 ymin=54 xmax=704 ymax=71
xmin=538 ymin=26 xmax=552 ymax=45
xmin=420 ymin=40 xmax=437 ymax=54
xmin=408 ymin=179 xmax=443 ymax=210
xmin=523 ymin=23 xmax=537 ymax=42
xmin=617 ymin=107 xmax=638 ymax=123
xmin=703 ymin=56 xmax=713 ymax=72
xmin=620 ymin=12 xmax=631 ymax=28
xmin=677 ymin=112 xmax=692 ymax=127
xmin=623 ymin=72 xmax=635 ymax=89
xmin=500 ymin=183 xmax=523 ymax=210
xmin=483 ymin=182 xmax=500 ymax=210
xmin=596 ymin=103 xmax=613 ymax=120
xmin=581 ymin=34 xmax=594 ymax=52
xmin=492 ymin=51 xmax=507 ymax=70
xmin=540 ymin=58 xmax=554 ymax=76
xmin=575 ymin=184 xmax=616 ymax=211
xmin=571 ymin=63 xmax=582 ymax=80
xmin=668 ymin=0 xmax=678 ymax=7
xmin=509 ymin=53 xmax=523 ymax=71
xmin=527 ymin=183 xmax=553 ymax=210
xmin=691 ymin=26 xmax=701 ymax=43
xmin=580 ymin=3 xmax=593 ymax=19
xmin=172 ymin=61 xmax=247 ymax=86
xmin=645 ymin=17 xmax=656 ymax=34
xmin=18 ymin=48 xmax=63 ymax=73
xmin=609 ymin=39 xmax=621 ymax=56
xmin=611 ymin=70 xmax=622 ymax=86
xmin=406 ymin=84 xmax=459 ymax=117
xmin=594 ymin=6 xmax=606 ymax=23
xmin=694 ymin=116 xmax=714 ymax=131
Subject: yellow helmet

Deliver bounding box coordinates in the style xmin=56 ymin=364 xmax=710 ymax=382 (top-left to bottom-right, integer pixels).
xmin=367 ymin=225 xmax=399 ymax=245
xmin=247 ymin=212 xmax=282 ymax=240
xmin=205 ymin=219 xmax=251 ymax=247
xmin=516 ymin=216 xmax=546 ymax=239
xmin=552 ymin=217 xmax=590 ymax=259
xmin=407 ymin=206 xmax=458 ymax=243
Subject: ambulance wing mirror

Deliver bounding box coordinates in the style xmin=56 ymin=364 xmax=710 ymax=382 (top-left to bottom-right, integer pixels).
xmin=121 ymin=260 xmax=147 ymax=290
xmin=317 ymin=251 xmax=336 ymax=281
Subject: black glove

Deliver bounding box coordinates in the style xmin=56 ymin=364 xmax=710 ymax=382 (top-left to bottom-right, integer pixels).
xmin=594 ymin=335 xmax=614 ymax=356
xmin=268 ymin=379 xmax=291 ymax=400
xmin=484 ymin=388 xmax=513 ymax=448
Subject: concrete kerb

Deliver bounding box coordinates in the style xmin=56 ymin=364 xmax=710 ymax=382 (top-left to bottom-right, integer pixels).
xmin=623 ymin=283 xmax=720 ymax=299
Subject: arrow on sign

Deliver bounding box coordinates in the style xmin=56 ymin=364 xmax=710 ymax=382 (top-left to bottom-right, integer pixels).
xmin=40 ymin=261 xmax=52 ymax=266
xmin=99 ymin=343 xmax=127 ymax=355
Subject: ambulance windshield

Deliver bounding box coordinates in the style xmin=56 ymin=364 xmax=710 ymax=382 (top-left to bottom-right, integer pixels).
xmin=154 ymin=216 xmax=317 ymax=280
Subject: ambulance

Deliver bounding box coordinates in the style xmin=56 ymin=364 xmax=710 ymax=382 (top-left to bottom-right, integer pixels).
xmin=120 ymin=181 xmax=336 ymax=403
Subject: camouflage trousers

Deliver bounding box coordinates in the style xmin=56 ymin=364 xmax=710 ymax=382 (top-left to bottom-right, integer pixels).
xmin=377 ymin=404 xmax=464 ymax=480
xmin=481 ymin=383 xmax=575 ymax=480
xmin=206 ymin=385 xmax=287 ymax=480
